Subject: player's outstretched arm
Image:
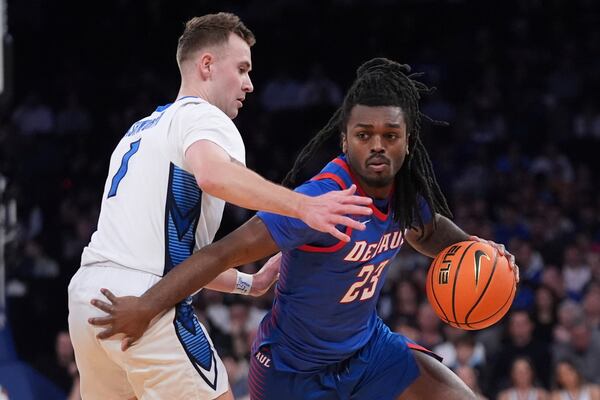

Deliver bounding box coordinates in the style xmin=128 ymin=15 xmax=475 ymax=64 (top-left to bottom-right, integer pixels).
xmin=88 ymin=216 xmax=279 ymax=348
xmin=186 ymin=140 xmax=373 ymax=242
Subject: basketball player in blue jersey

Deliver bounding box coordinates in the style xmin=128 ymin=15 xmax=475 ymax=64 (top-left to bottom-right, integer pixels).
xmin=89 ymin=58 xmax=519 ymax=399
xmin=67 ymin=12 xmax=373 ymax=400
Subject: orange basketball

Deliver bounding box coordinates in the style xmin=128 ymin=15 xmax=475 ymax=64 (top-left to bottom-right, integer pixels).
xmin=426 ymin=240 xmax=516 ymax=330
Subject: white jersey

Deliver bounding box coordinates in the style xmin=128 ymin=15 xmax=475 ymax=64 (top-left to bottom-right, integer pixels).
xmin=81 ymin=96 xmax=245 ymax=276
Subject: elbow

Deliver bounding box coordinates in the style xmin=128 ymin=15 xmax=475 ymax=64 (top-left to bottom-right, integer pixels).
xmin=195 ymin=174 xmax=221 ymax=195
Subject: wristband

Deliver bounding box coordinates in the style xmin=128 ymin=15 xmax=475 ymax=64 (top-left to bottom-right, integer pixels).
xmin=233 ymin=271 xmax=253 ymax=295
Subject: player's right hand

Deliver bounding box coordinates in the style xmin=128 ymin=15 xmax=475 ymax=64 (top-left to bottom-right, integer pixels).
xmin=88 ymin=288 xmax=153 ymax=351
xmin=468 ymin=235 xmax=519 ymax=283
xmin=299 ymin=184 xmax=372 ymax=242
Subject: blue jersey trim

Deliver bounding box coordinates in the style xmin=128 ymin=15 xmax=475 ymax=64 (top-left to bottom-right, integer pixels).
xmin=163 ymin=164 xmax=202 ymax=275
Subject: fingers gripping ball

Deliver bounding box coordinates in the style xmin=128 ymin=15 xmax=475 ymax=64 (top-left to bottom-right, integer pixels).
xmin=426 ymin=241 xmax=516 ymax=330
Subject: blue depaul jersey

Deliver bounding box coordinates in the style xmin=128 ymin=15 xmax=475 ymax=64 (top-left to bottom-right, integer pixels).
xmin=255 ymin=155 xmax=432 ymax=373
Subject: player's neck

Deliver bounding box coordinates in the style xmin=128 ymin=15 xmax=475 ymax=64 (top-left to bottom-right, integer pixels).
xmin=176 ymin=83 xmax=210 ymax=104
xmin=358 ymin=180 xmax=391 ymax=200
xmin=366 ymin=187 xmax=391 ymax=200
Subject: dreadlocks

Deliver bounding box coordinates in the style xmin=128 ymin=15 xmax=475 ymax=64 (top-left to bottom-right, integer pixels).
xmin=283 ymin=57 xmax=452 ymax=232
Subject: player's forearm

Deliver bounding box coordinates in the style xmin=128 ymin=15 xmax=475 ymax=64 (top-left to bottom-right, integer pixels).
xmin=203 ymin=268 xmax=237 ymax=293
xmin=407 ymin=214 xmax=469 ymax=258
xmin=198 ymin=159 xmax=305 ymax=218
xmin=140 ymin=246 xmax=230 ymax=318
xmin=141 ymin=217 xmax=278 ymax=318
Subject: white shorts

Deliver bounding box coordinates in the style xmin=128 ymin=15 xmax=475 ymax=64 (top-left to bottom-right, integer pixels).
xmin=68 ymin=265 xmax=229 ymax=400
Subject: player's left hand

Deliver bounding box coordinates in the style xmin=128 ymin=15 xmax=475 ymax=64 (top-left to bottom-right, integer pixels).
xmin=469 ymin=235 xmax=519 ymax=283
xmin=250 ymin=252 xmax=281 ymax=297
xmin=88 ymin=288 xmax=153 ymax=351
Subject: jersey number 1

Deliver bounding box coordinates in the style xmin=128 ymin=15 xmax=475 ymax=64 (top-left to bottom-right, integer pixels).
xmin=340 ymin=260 xmax=390 ymax=303
xmin=107 ymin=139 xmax=141 ymax=198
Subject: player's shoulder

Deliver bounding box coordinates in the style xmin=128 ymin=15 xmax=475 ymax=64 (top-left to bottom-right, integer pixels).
xmin=178 ymin=97 xmax=222 ymax=115
xmin=295 ymin=175 xmax=344 ymax=197
xmin=175 ymin=97 xmax=236 ymax=128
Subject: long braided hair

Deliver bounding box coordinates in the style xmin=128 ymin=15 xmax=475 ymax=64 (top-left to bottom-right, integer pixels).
xmin=283 ymin=58 xmax=452 ymax=232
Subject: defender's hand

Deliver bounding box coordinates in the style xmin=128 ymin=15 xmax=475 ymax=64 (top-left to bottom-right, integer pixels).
xmin=300 ymin=184 xmax=372 ymax=242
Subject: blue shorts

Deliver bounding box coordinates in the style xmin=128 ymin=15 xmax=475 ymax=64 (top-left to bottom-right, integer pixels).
xmin=249 ymin=320 xmax=433 ymax=400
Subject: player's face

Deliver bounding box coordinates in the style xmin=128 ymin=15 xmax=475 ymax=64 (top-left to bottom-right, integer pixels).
xmin=342 ymin=105 xmax=409 ymax=197
xmin=210 ymin=33 xmax=254 ymax=119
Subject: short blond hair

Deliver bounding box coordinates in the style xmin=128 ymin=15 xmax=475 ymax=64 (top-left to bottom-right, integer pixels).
xmin=176 ymin=12 xmax=255 ymax=65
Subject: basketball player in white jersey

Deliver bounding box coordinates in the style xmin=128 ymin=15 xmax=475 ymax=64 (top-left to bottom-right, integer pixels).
xmin=67 ymin=13 xmax=373 ymax=400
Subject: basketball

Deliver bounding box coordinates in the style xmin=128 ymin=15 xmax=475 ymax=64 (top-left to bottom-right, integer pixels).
xmin=426 ymin=240 xmax=516 ymax=330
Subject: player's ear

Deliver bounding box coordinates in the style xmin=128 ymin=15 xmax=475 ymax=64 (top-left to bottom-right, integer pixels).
xmin=197 ymin=52 xmax=214 ymax=79
xmin=341 ymin=132 xmax=348 ymax=154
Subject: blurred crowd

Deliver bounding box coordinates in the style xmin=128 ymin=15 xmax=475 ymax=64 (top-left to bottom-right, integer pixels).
xmin=1 ymin=0 xmax=600 ymax=398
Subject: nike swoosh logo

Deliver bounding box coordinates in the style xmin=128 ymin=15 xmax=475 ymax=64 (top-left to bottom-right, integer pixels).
xmin=474 ymin=249 xmax=490 ymax=288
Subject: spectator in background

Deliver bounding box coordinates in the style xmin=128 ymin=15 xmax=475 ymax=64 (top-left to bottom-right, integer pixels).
xmin=562 ymin=244 xmax=592 ymax=301
xmin=490 ymin=310 xmax=551 ymax=393
xmin=554 ymin=300 xmax=585 ymax=345
xmin=453 ymin=334 xmax=485 ymax=372
xmin=228 ymin=298 xmax=256 ymax=361
xmin=391 ymin=316 xmax=421 ymax=344
xmin=533 ymin=285 xmax=559 ymax=344
xmin=590 ymin=253 xmax=600 ymax=283
xmin=543 ymin=266 xmax=567 ymax=300
xmin=551 ymin=358 xmax=600 ymax=400
xmin=56 ymin=92 xmax=92 ymax=135
xmin=530 ymin=143 xmax=575 ymax=186
xmin=393 ymin=278 xmax=422 ymax=320
xmin=416 ymin=302 xmax=444 ymax=349
xmin=497 ymin=357 xmax=548 ymax=400
xmin=0 ymin=385 xmax=9 ymax=400
xmin=494 ymin=143 xmax=530 ymax=177
xmin=583 ymin=282 xmax=600 ymax=330
xmin=456 ymin=365 xmax=488 ymax=400
xmin=494 ymin=205 xmax=531 ymax=246
xmin=199 ymin=290 xmax=235 ymax=352
xmin=10 ymin=92 xmax=55 ymax=136
xmin=553 ymin=318 xmax=600 ymax=384
xmin=17 ymin=239 xmax=60 ymax=280
xmin=33 ymin=330 xmax=81 ymax=400
xmin=434 ymin=328 xmax=486 ymax=372
xmin=515 ymin=240 xmax=545 ymax=286
xmin=511 ymin=238 xmax=544 ymax=310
